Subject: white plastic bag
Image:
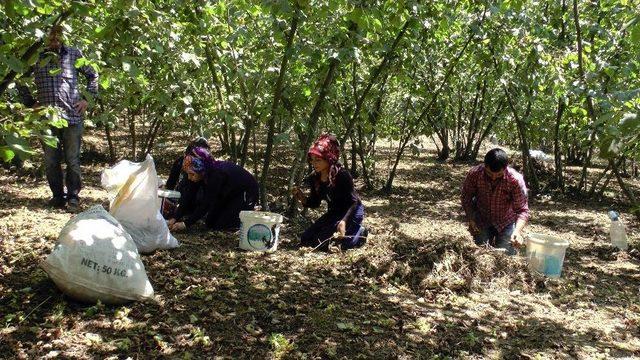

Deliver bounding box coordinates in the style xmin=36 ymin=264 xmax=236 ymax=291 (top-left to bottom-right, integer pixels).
xmin=101 ymin=154 xmax=178 ymax=253
xmin=40 ymin=205 xmax=154 ymax=304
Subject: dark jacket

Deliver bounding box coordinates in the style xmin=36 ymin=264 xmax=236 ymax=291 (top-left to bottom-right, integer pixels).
xmin=175 ymin=161 xmax=259 ymax=226
xmin=305 ymin=167 xmax=361 ymax=222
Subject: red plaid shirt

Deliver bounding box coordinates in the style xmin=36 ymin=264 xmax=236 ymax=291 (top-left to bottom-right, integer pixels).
xmin=461 ymin=164 xmax=530 ymax=232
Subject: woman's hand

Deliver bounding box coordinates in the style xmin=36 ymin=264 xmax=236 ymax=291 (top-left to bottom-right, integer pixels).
xmin=468 ymin=220 xmax=480 ymax=236
xmin=337 ymin=220 xmax=346 ymax=237
xmin=167 ymin=218 xmax=176 ymax=227
xmin=170 ymin=221 xmax=186 ymax=232
xmin=292 ymin=187 xmax=306 ymax=204
xmin=510 ymin=231 xmax=525 ymax=249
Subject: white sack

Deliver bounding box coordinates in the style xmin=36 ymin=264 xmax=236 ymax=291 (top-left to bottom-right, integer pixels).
xmin=101 ymin=154 xmax=178 ymax=253
xmin=40 ymin=205 xmax=154 ymax=304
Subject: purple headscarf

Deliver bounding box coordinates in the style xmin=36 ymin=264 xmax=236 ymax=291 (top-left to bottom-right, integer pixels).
xmin=182 ymin=146 xmax=216 ymax=174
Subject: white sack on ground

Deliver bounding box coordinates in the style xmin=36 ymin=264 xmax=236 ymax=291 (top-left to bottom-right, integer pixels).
xmin=40 ymin=205 xmax=154 ymax=304
xmin=101 ymin=154 xmax=178 ymax=253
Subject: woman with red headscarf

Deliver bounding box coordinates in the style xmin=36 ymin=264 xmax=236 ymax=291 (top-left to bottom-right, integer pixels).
xmin=167 ymin=146 xmax=259 ymax=232
xmin=293 ymin=134 xmax=367 ymax=250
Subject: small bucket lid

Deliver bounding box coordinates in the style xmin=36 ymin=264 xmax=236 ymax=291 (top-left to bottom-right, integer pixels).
xmin=158 ymin=189 xmax=181 ymax=199
xmin=240 ymin=210 xmax=283 ymax=223
xmin=527 ymin=233 xmax=569 ymax=247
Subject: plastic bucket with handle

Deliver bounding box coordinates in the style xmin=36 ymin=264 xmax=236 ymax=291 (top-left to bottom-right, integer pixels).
xmin=157 ymin=189 xmax=180 ymax=218
xmin=157 ymin=189 xmax=180 ymax=207
xmin=526 ymin=233 xmax=569 ymax=278
xmin=239 ymin=211 xmax=283 ymax=252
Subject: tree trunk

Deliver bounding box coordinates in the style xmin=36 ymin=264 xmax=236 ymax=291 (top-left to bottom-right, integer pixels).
xmin=252 ymin=130 xmax=258 ymax=177
xmin=504 ymin=87 xmax=540 ymax=194
xmin=417 ymin=26 xmax=479 ymax=136
xmin=356 ymin=124 xmax=374 ymax=189
xmin=471 ymin=98 xmax=505 ymax=160
xmin=573 ymin=0 xmax=600 ymax=192
xmin=611 ymin=159 xmax=638 ymax=206
xmin=285 ymin=23 xmax=357 ymax=215
xmin=129 ymin=108 xmax=137 ymax=160
xmin=259 ymin=9 xmax=300 ymax=210
xmin=553 ymin=97 xmax=566 ymax=191
xmin=382 ymin=98 xmax=412 ymax=193
xmin=98 ymin=101 xmax=117 ymax=163
xmin=143 ymin=115 xmax=164 ymax=157
xmin=229 ymin=127 xmax=237 ymax=163
xmin=239 ymin=116 xmax=254 ymax=167
xmin=383 ymin=134 xmax=411 ymax=194
xmin=339 ymin=19 xmax=412 ymax=148
xmin=588 ymin=162 xmax=611 ymax=196
xmin=350 ymin=136 xmax=358 ymax=178
xmin=438 ymin=136 xmax=450 ymax=160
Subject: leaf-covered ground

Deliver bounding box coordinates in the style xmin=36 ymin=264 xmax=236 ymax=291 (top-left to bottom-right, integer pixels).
xmin=1 ymin=133 xmax=639 ymax=359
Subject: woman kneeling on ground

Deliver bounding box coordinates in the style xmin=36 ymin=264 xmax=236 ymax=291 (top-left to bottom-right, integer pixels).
xmin=165 ymin=136 xmax=210 ymax=193
xmin=167 ymin=147 xmax=259 ymax=232
xmin=161 ymin=137 xmax=210 ymax=218
xmin=293 ymin=134 xmax=367 ymax=251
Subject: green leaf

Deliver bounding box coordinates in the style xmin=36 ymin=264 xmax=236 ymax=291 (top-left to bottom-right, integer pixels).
xmin=45 ymin=110 xmax=67 ymax=128
xmin=39 ymin=135 xmax=59 ymax=148
xmin=49 ymin=68 xmax=62 ymax=76
xmin=9 ymin=144 xmax=36 ymax=157
xmin=619 ymin=113 xmax=639 ymax=132
xmin=0 ymin=147 xmax=15 ymax=162
xmin=75 ymin=57 xmax=89 ymax=68
xmin=122 ymin=60 xmax=139 ymax=77
xmin=274 ymin=132 xmax=290 ymax=144
xmin=4 ymin=133 xmax=35 ymax=157
xmin=100 ymin=76 xmax=111 ymax=90
xmin=4 ymin=55 xmax=25 ymax=73
xmin=631 ymin=23 xmax=640 ymax=43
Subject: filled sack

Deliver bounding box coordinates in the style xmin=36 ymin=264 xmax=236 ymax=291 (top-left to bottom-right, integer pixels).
xmin=101 ymin=154 xmax=178 ymax=253
xmin=40 ymin=205 xmax=154 ymax=304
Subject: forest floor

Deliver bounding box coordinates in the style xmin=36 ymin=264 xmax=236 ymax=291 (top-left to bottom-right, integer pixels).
xmin=1 ymin=130 xmax=640 ymax=359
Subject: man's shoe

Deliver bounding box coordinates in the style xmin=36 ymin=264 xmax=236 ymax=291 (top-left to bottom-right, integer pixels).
xmin=67 ymin=198 xmax=80 ymax=213
xmin=48 ymin=197 xmax=66 ymax=209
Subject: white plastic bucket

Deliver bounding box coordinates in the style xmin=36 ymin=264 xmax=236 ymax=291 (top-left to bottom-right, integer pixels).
xmin=157 ymin=189 xmax=181 ymax=207
xmin=239 ymin=211 xmax=283 ymax=252
xmin=526 ymin=233 xmax=569 ymax=278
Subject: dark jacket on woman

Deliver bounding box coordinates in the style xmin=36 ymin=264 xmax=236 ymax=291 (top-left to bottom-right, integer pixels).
xmin=175 ymin=161 xmax=259 ymax=230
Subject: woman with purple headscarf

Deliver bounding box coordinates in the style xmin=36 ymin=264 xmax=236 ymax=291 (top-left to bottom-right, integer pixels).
xmin=160 ymin=137 xmax=210 ymax=219
xmin=167 ymin=147 xmax=259 ymax=232
xmin=165 ymin=136 xmax=210 ymax=192
xmin=292 ymin=134 xmax=367 ymax=250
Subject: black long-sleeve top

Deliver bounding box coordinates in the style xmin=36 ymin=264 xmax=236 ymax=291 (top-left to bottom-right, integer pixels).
xmin=304 ymin=168 xmax=361 ymax=222
xmin=175 ymin=161 xmax=259 ymax=227
xmin=166 ymin=156 xmax=185 ymax=191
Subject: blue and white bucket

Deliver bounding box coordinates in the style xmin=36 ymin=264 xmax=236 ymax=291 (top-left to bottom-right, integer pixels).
xmin=239 ymin=211 xmax=284 ymax=252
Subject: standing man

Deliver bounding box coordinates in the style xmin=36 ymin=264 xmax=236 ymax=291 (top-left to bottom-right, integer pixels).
xmin=22 ymin=25 xmax=98 ymax=211
xmin=461 ymin=148 xmax=530 ymax=255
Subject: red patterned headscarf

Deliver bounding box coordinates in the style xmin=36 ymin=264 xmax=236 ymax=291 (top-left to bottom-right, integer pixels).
xmin=308 ymin=133 xmax=342 ymax=187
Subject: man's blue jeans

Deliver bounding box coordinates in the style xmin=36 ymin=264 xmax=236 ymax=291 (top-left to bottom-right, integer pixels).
xmin=474 ymin=222 xmax=516 ymax=255
xmin=42 ymin=123 xmax=83 ymax=200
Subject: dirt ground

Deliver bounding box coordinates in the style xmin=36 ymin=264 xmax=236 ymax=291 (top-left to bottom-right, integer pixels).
xmin=1 ymin=131 xmax=639 ymax=359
